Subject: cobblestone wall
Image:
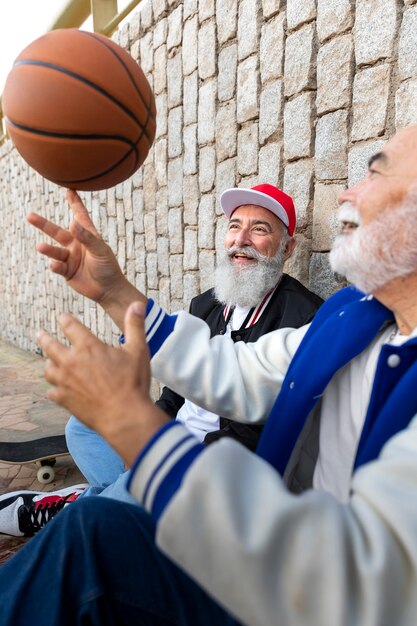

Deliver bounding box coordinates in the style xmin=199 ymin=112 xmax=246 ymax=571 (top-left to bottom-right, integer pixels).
xmin=0 ymin=0 xmax=416 ymax=355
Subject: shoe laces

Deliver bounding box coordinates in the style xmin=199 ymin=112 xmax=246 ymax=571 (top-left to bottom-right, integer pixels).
xmin=18 ymin=494 xmax=75 ymax=536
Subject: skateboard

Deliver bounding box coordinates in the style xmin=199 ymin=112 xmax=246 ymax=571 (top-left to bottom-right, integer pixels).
xmin=0 ymin=435 xmax=69 ymax=484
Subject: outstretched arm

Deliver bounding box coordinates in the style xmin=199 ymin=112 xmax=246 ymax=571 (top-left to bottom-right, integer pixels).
xmin=28 ymin=189 xmax=145 ymax=330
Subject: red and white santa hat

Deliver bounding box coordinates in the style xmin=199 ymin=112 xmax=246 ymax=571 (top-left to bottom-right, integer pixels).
xmin=220 ymin=184 xmax=296 ymax=236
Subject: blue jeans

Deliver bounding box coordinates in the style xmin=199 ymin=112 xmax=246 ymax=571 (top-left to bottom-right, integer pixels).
xmin=0 ymin=498 xmax=241 ymax=626
xmin=65 ymin=415 xmax=137 ymax=504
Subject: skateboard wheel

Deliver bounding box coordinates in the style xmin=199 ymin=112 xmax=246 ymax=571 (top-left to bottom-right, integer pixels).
xmin=37 ymin=466 xmax=55 ymax=484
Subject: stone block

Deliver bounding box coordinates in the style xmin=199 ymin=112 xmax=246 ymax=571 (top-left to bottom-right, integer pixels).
xmin=218 ymin=44 xmax=237 ymax=102
xmin=169 ymin=255 xmax=184 ymax=298
xmin=157 ymin=236 xmax=169 ymax=275
xmin=283 ymin=159 xmax=313 ymax=229
xmin=286 ymin=0 xmax=316 ymax=30
xmin=238 ymin=0 xmax=259 ymax=60
xmin=215 ymin=158 xmax=237 ymax=206
xmin=153 ymin=44 xmax=167 ymax=95
xmin=154 ymin=138 xmax=168 ymax=187
xmin=309 ymin=252 xmax=347 ymax=300
xmin=167 ymin=52 xmax=183 ymax=108
xmin=199 ymin=250 xmax=216 ymax=292
xmin=199 ymin=0 xmax=215 ymax=22
xmin=167 ymin=4 xmax=182 ymax=50
xmin=399 ymin=6 xmax=417 ymax=80
xmin=155 ymin=93 xmax=168 ymax=138
xmin=140 ymin=31 xmax=153 ymax=73
xmin=396 ymin=79 xmax=417 ymax=128
xmin=354 ymin=0 xmax=398 ymax=66
xmin=156 ymin=187 xmax=169 ymax=234
xmin=261 ymin=0 xmax=283 ymax=19
xmin=347 ymin=140 xmax=385 ymax=186
xmin=183 ymin=71 xmax=198 ymax=125
xmin=283 ymin=233 xmax=310 ymax=286
xmin=199 ymin=146 xmax=216 ymax=192
xmin=183 ymin=272 xmax=200 ymax=303
xmin=316 ymin=34 xmax=353 ymax=115
xmin=168 ymin=207 xmax=183 ymax=253
xmin=216 ymin=0 xmax=238 ymax=44
xmin=198 ymin=19 xmax=216 ymax=80
xmin=140 ymin=0 xmax=153 ymax=29
xmin=153 ymin=0 xmax=167 ymax=20
xmin=198 ymin=194 xmax=215 ymax=248
xmin=284 ymin=23 xmax=316 ymax=97
xmin=143 ymin=163 xmax=156 ymax=212
xmin=351 ymin=65 xmax=391 ymax=141
xmin=183 ymin=174 xmax=200 ymax=224
xmin=404 ymin=0 xmax=417 ymax=4
xmin=183 ymin=0 xmax=197 ymax=20
xmin=131 ymin=189 xmax=144 ymax=233
xmin=129 ymin=11 xmax=141 ymax=42
xmin=168 ymin=106 xmax=183 ymax=158
xmin=260 ymin=13 xmax=285 ymax=82
xmin=168 ymin=157 xmax=183 ymax=206
xmin=182 ymin=14 xmax=198 ymax=75
xmin=315 ymin=110 xmax=348 ymax=180
xmin=237 ymin=122 xmax=259 ymax=176
xmin=259 ymin=80 xmax=283 ymax=144
xmin=153 ymin=17 xmax=167 ymax=48
xmin=312 ymin=183 xmax=345 ymax=251
xmin=198 ymin=79 xmax=216 ymax=145
xmin=216 ymin=102 xmax=237 ymax=162
xmin=258 ymin=142 xmax=281 ymax=187
xmin=158 ymin=276 xmax=171 ymax=311
xmin=237 ymin=55 xmax=259 ymax=123
xmin=283 ymin=92 xmax=314 ymax=161
xmin=184 ymin=227 xmax=198 ymax=269
xmin=144 ymin=213 xmax=157 ymax=251
xmin=183 ymin=124 xmax=198 ymax=175
xmin=146 ymin=252 xmax=158 ymax=289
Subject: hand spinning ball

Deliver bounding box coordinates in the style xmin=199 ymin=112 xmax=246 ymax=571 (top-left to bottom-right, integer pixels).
xmin=2 ymin=29 xmax=156 ymax=191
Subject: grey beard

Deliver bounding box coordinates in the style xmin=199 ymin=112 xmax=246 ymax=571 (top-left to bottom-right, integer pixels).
xmin=214 ymin=246 xmax=285 ymax=308
xmin=330 ymin=193 xmax=417 ymax=293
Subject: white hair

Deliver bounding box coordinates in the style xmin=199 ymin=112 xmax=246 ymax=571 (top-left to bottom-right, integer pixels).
xmin=330 ymin=193 xmax=417 ymax=293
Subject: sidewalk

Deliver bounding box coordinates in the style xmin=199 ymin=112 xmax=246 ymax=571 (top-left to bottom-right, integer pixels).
xmin=0 ymin=338 xmax=85 ymax=563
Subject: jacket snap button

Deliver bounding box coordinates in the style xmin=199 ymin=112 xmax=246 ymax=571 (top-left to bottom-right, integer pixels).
xmin=289 ymin=381 xmax=295 ymax=389
xmin=235 ymin=334 xmax=242 ymax=341
xmin=387 ymin=354 xmax=400 ymax=368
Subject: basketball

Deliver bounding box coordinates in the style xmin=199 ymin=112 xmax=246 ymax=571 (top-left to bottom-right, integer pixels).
xmin=2 ymin=29 xmax=156 ymax=191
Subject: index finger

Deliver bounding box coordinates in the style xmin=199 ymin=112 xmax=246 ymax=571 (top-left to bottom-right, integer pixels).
xmin=27 ymin=212 xmax=73 ymax=247
xmin=58 ymin=311 xmax=100 ymax=348
xmin=66 ymin=190 xmax=99 ymax=236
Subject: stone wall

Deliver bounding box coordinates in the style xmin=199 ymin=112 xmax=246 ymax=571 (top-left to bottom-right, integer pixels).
xmin=0 ymin=0 xmax=416 ymax=355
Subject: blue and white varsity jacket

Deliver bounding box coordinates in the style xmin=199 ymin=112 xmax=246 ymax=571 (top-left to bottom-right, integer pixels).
xmin=127 ymin=287 xmax=417 ymax=626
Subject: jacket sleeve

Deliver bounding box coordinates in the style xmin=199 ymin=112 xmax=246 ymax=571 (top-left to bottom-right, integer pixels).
xmin=128 ymin=418 xmax=417 ymax=626
xmin=145 ymin=299 xmax=308 ymax=424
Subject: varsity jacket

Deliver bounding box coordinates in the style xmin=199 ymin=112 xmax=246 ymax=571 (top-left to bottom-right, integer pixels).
xmin=156 ymin=273 xmax=323 ymax=451
xmin=127 ymin=287 xmax=417 ymax=626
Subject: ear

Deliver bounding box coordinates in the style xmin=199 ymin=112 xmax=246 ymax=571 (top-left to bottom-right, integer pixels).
xmin=283 ymin=237 xmax=297 ymax=261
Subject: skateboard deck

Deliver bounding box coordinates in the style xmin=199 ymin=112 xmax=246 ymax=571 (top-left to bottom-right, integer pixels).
xmin=0 ymin=435 xmax=69 ymax=484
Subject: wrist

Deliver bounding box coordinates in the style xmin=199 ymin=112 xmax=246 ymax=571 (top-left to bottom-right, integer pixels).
xmin=99 ymin=278 xmax=147 ymax=330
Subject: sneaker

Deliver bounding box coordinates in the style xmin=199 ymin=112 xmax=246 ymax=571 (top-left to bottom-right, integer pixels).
xmin=0 ymin=484 xmax=88 ymax=537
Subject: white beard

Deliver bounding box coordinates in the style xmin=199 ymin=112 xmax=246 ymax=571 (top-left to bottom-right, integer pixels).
xmin=330 ymin=195 xmax=417 ymax=293
xmin=214 ymin=244 xmax=286 ymax=308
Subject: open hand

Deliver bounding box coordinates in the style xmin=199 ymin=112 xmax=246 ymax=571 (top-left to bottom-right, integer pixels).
xmin=37 ymin=301 xmax=168 ymax=466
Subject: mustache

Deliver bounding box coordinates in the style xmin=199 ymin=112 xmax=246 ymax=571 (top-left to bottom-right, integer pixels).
xmin=337 ymin=202 xmax=361 ymax=227
xmin=225 ymin=245 xmax=264 ymax=261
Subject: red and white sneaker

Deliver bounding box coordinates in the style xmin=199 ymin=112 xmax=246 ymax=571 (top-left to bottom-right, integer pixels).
xmin=0 ymin=484 xmax=88 ymax=537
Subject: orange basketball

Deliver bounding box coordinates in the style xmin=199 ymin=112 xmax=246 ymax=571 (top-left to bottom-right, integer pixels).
xmin=2 ymin=29 xmax=156 ymax=191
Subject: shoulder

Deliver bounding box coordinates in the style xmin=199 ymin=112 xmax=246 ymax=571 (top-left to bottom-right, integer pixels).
xmin=189 ymin=288 xmax=221 ymax=319
xmin=278 ymin=275 xmax=324 ymax=307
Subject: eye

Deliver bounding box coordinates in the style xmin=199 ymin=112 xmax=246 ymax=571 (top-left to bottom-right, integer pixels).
xmin=253 ymin=226 xmax=268 ymax=234
xmin=228 ymin=223 xmax=239 ymax=230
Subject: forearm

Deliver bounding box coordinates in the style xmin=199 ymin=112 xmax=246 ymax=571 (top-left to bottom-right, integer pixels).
xmin=128 ymin=419 xmax=417 ymax=626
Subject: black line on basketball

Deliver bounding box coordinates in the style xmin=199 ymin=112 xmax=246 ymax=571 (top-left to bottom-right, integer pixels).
xmin=56 ymin=142 xmax=139 ymax=186
xmin=5 ymin=117 xmax=138 ymax=154
xmin=81 ymin=31 xmax=156 ymax=128
xmin=13 ymin=59 xmax=149 ymax=139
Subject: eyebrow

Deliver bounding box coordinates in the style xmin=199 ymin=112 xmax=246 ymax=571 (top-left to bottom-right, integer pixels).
xmin=368 ymin=152 xmax=387 ymax=168
xmin=229 ymin=218 xmax=273 ymax=231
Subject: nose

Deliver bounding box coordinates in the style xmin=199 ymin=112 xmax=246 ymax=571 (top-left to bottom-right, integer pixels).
xmin=234 ymin=226 xmax=252 ymax=247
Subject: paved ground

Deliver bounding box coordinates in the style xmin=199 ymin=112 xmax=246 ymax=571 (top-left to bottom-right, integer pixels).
xmin=0 ymin=339 xmax=85 ymax=564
